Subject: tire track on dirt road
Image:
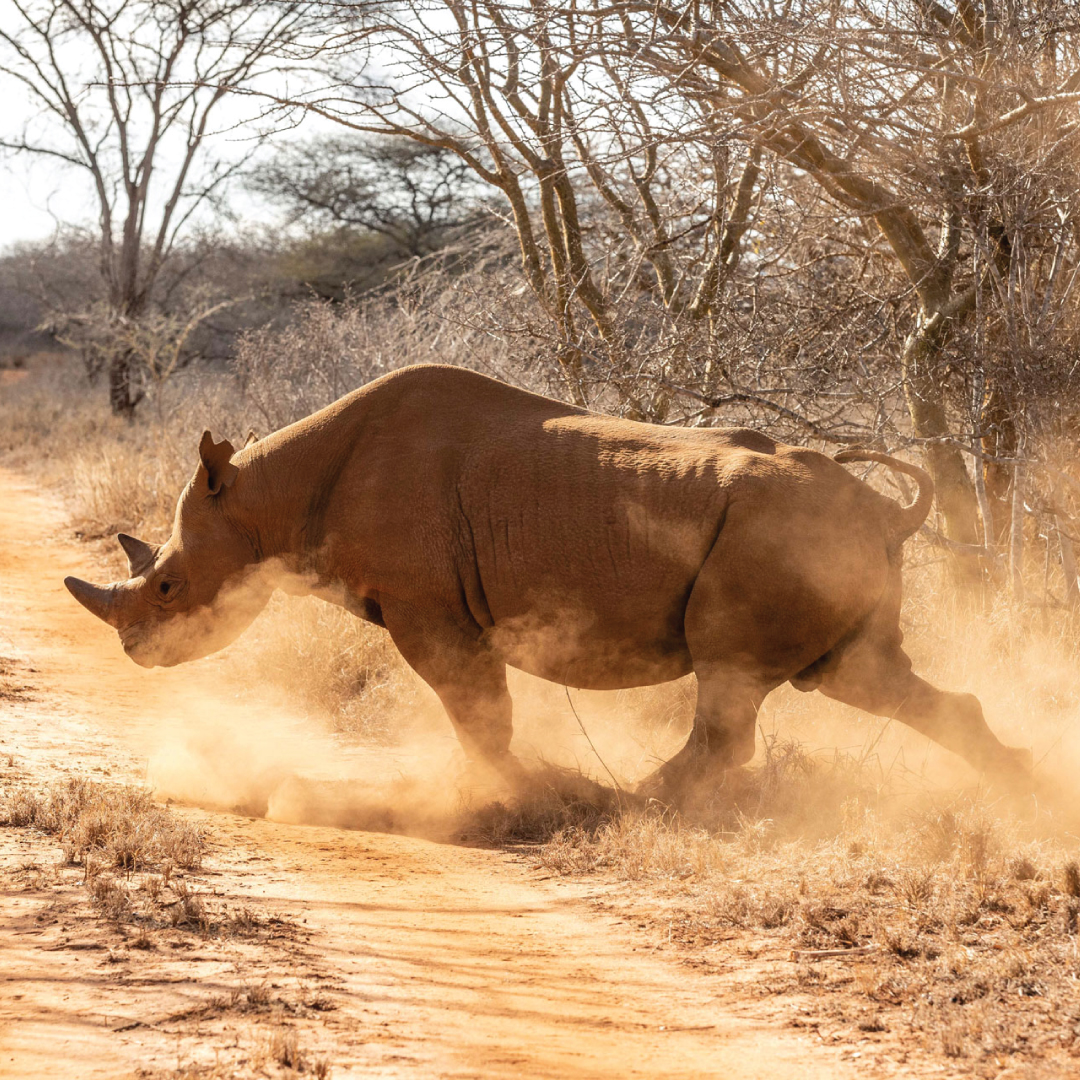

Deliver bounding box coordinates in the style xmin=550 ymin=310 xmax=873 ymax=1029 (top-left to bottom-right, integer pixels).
xmin=0 ymin=466 xmax=869 ymax=1079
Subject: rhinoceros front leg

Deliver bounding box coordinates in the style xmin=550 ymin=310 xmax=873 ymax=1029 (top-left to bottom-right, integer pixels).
xmin=380 ymin=599 xmax=522 ymax=782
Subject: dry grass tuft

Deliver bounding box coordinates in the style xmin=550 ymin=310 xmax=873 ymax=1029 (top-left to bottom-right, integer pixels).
xmin=255 ymin=1024 xmax=329 ymax=1076
xmin=245 ymin=980 xmax=273 ymax=1007
xmin=0 ymin=776 xmax=204 ymax=870
xmin=86 ymin=866 xmax=133 ymax=920
xmin=152 ymin=1036 xmax=332 ymax=1080
xmin=268 ymin=1026 xmax=302 ymax=1070
xmin=1062 ymin=860 xmax=1080 ymax=897
xmin=231 ymin=592 xmax=411 ymax=738
xmin=167 ymin=879 xmax=210 ymax=931
xmin=1 ymin=777 xmax=296 ymax=942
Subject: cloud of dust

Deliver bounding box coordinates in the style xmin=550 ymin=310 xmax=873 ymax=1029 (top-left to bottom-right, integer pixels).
xmin=748 ymin=573 xmax=1080 ymax=835
xmin=900 ymin=589 xmax=1080 ymax=806
xmin=135 ymin=584 xmax=694 ymax=836
xmin=489 ymin=548 xmax=1080 ymax=834
xmin=132 ymin=524 xmax=1080 ymax=843
xmin=142 ymin=667 xmax=487 ymax=839
xmin=138 ymin=569 xmax=526 ymax=837
xmin=141 ymin=657 xmax=685 ymax=840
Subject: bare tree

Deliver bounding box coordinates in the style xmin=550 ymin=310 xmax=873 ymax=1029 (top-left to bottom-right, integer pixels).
xmin=0 ymin=0 xmax=322 ymax=415
xmin=618 ymin=0 xmax=1080 ymax=546
xmin=252 ymin=0 xmax=793 ymax=424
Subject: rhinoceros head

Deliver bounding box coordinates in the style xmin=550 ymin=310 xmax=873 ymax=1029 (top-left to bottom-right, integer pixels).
xmin=64 ymin=431 xmax=272 ymax=668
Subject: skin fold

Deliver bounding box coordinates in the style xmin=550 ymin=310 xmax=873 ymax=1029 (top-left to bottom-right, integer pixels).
xmin=64 ymin=364 xmax=1031 ymax=795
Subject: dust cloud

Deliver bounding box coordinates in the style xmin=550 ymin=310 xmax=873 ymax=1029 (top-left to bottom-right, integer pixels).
xmin=134 ymin=566 xmax=690 ymax=834
xmin=130 ymin=546 xmax=1080 ymax=843
xmin=141 ymin=665 xmax=679 ymax=840
xmin=143 ymin=676 xmax=481 ymax=839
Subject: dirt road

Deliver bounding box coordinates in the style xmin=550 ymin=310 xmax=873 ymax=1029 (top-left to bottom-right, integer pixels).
xmin=0 ymin=466 xmax=874 ymax=1079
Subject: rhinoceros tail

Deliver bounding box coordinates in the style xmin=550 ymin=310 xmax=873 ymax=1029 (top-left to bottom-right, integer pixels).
xmin=834 ymin=449 xmax=934 ymax=546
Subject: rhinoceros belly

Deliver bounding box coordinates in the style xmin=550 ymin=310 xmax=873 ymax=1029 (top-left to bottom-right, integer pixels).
xmin=484 ymin=601 xmax=694 ymax=690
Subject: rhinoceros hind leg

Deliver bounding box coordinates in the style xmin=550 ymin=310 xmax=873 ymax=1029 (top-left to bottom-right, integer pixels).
xmin=817 ymin=639 xmax=1030 ymax=780
xmin=635 ymin=664 xmax=771 ymax=800
xmin=639 ymin=523 xmax=819 ymax=800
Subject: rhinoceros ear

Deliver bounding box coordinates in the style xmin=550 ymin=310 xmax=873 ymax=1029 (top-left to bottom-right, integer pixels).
xmin=117 ymin=533 xmax=155 ymax=576
xmin=243 ymin=429 xmax=259 ymax=448
xmin=198 ymin=430 xmax=239 ymax=496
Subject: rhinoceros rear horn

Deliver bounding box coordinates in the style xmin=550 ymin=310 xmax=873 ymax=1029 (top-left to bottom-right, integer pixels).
xmin=198 ymin=430 xmax=239 ymax=496
xmin=64 ymin=577 xmax=119 ymax=626
xmin=117 ymin=533 xmax=155 ymax=576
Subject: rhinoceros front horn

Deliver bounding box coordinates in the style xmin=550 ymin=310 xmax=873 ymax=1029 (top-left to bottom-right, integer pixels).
xmin=117 ymin=533 xmax=155 ymax=576
xmin=64 ymin=577 xmax=119 ymax=627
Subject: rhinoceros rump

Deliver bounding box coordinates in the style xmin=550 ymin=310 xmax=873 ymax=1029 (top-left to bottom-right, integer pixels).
xmin=64 ymin=364 xmax=1030 ymax=793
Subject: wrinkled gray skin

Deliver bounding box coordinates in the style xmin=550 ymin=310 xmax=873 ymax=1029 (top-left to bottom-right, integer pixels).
xmin=65 ymin=364 xmax=1031 ymax=796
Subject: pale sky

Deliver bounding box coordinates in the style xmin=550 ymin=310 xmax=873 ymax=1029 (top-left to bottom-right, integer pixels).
xmin=1 ymin=154 xmax=99 ymax=249
xmin=0 ymin=144 xmax=282 ymax=252
xmin=0 ymin=5 xmax=338 ymax=253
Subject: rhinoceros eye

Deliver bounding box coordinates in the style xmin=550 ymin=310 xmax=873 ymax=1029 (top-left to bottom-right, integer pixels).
xmin=154 ymin=577 xmax=182 ymax=603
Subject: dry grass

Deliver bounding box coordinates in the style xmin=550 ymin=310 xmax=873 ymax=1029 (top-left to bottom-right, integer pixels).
xmin=231 ymin=592 xmax=411 ymax=739
xmin=147 ymin=1026 xmax=332 ymax=1080
xmin=1 ymin=775 xmax=204 ymax=870
xmin=0 ymin=776 xmax=293 ymax=939
xmin=255 ymin=1024 xmax=331 ymax=1078
xmin=483 ymin=745 xmax=1080 ymax=1072
xmin=0 ymin=353 xmax=238 ymax=537
xmin=469 ymin=763 xmax=624 ymax=845
xmin=1 ymin=776 xmax=208 ymax=929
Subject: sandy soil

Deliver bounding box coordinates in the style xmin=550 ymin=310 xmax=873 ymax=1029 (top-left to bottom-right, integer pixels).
xmin=0 ymin=465 xmax=918 ymax=1079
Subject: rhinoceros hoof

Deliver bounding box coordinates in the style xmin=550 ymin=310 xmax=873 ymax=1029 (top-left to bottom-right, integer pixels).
xmin=984 ymin=745 xmax=1035 ymax=794
xmin=632 ymin=761 xmax=712 ymax=807
xmin=631 ymin=770 xmax=673 ymax=804
xmin=467 ymin=751 xmax=530 ymax=792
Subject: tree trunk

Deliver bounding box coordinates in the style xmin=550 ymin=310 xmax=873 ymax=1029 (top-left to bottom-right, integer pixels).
xmin=901 ymin=319 xmax=981 ymax=547
xmin=1051 ymin=479 xmax=1079 ymax=608
xmin=108 ymin=348 xmax=142 ymax=420
xmin=981 ymin=386 xmax=1018 ymax=545
xmin=1057 ymin=513 xmax=1080 ymax=608
xmin=971 ymin=440 xmax=996 ymax=553
xmin=1009 ymin=462 xmax=1025 ymax=600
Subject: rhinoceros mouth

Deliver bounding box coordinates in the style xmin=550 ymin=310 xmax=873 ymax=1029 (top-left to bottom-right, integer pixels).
xmin=118 ymin=621 xmax=168 ymax=667
xmin=118 ymin=620 xmax=146 ymax=649
xmin=120 ymin=636 xmax=153 ymax=667
xmin=122 ymin=638 xmax=182 ymax=669
xmin=120 ymin=622 xmax=209 ymax=668
xmin=123 ymin=643 xmax=159 ymax=668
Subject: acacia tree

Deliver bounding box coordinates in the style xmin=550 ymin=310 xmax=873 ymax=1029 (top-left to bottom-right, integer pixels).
xmin=0 ymin=0 xmax=322 ymax=416
xmin=620 ymin=0 xmax=1080 ymax=546
xmin=249 ymin=136 xmax=488 ymax=257
xmin=246 ymin=6 xmax=911 ymax=445
xmin=265 ymin=0 xmax=774 ymax=410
